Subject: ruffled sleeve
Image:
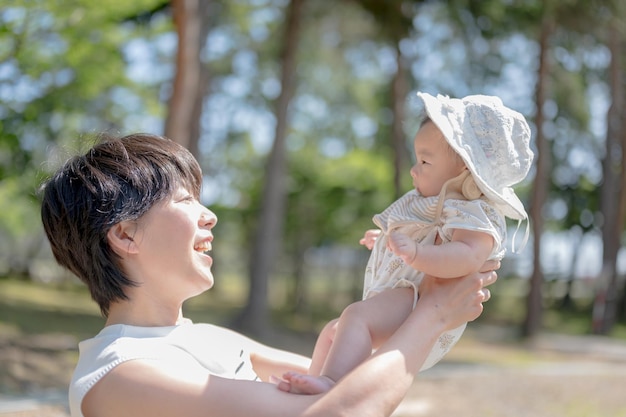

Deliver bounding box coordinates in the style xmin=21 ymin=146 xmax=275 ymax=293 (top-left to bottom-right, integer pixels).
xmin=373 ymin=190 xmax=438 ymax=233
xmin=439 ymin=198 xmax=507 ymax=260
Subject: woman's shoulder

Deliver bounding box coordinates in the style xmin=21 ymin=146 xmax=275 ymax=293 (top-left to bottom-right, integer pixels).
xmin=68 ymin=323 xmax=206 ymax=416
xmin=69 ymin=322 xmax=258 ymax=416
xmin=73 ymin=322 xmax=245 ymax=377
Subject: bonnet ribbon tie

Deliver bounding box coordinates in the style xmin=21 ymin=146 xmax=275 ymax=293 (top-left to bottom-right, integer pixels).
xmin=511 ymin=217 xmax=530 ymax=254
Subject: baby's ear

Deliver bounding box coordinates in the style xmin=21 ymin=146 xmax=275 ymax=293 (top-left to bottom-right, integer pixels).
xmin=107 ymin=221 xmax=140 ymax=256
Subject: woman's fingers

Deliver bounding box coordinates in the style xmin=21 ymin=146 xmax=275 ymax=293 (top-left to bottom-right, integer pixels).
xmin=482 ymin=270 xmax=498 ymax=287
xmin=479 ymin=260 xmax=501 ymax=273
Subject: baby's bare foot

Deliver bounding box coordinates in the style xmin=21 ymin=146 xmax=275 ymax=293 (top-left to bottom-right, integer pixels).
xmin=282 ymin=372 xmax=335 ymax=395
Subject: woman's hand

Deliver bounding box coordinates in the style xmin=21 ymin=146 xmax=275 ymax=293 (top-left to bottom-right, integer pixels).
xmin=418 ymin=262 xmax=499 ymax=332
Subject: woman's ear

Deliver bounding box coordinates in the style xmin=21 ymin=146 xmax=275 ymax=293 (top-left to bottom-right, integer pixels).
xmin=107 ymin=221 xmax=140 ymax=257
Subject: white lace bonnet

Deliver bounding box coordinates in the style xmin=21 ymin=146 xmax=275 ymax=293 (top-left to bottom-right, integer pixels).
xmin=417 ymin=92 xmax=534 ymax=222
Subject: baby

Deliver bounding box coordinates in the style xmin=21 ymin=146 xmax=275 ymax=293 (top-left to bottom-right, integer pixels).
xmin=280 ymin=92 xmax=533 ymax=394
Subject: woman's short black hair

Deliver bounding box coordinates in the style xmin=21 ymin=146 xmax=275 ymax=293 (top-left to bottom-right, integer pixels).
xmin=40 ymin=133 xmax=202 ymax=316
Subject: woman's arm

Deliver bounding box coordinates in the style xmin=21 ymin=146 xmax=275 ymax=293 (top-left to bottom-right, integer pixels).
xmin=389 ymin=228 xmax=494 ymax=278
xmin=82 ymin=267 xmax=497 ymax=417
xmin=302 ymin=266 xmax=496 ymax=417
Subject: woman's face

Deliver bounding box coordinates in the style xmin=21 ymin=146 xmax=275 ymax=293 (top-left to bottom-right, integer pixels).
xmin=131 ymin=186 xmax=218 ymax=303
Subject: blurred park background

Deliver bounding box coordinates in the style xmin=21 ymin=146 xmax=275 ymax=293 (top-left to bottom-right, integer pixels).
xmin=1 ymin=0 xmax=626 ymax=415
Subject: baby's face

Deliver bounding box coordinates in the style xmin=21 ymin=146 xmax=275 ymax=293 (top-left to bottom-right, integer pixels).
xmin=409 ymin=121 xmax=466 ymax=197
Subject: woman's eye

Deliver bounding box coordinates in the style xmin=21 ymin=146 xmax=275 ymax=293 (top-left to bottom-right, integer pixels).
xmin=179 ymin=195 xmax=195 ymax=203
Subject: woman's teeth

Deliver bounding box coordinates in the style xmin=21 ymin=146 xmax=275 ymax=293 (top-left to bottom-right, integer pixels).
xmin=194 ymin=241 xmax=212 ymax=253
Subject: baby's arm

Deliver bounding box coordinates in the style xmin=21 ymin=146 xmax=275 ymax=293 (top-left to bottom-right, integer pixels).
xmin=389 ymin=228 xmax=493 ymax=278
xmin=359 ymin=229 xmax=381 ymax=250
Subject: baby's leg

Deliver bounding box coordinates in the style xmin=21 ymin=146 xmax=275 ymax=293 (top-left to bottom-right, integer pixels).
xmin=286 ymin=287 xmax=414 ymax=394
xmin=278 ymin=319 xmax=338 ymax=394
xmin=281 ymin=372 xmax=335 ymax=395
xmin=308 ymin=319 xmax=339 ymax=376
xmin=321 ymin=287 xmax=415 ymax=377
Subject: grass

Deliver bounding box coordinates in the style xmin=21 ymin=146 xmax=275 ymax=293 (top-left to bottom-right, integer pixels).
xmin=0 ymin=278 xmax=104 ymax=340
xmin=1 ymin=274 xmax=625 ymax=342
xmin=1 ymin=275 xmax=626 ymax=417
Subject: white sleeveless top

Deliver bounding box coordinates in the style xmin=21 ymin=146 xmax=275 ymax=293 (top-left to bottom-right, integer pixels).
xmin=69 ymin=321 xmax=259 ymax=417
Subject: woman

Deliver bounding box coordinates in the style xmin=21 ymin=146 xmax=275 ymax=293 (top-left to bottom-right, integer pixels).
xmin=40 ymin=132 xmax=498 ymax=417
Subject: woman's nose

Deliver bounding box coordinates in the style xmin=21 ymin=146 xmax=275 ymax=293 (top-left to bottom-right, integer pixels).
xmin=200 ymin=207 xmax=218 ymax=229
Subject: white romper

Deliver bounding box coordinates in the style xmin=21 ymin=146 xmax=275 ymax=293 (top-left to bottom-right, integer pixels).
xmin=363 ymin=189 xmax=506 ymax=371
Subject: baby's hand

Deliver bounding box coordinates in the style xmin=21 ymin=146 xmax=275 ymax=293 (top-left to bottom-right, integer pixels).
xmin=388 ymin=231 xmax=418 ymax=264
xmin=359 ymin=229 xmax=382 ymax=250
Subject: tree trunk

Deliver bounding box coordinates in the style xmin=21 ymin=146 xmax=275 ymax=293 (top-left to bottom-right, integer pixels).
xmin=391 ymin=46 xmax=409 ymax=198
xmin=523 ymin=16 xmax=553 ymax=338
xmin=232 ymin=0 xmax=304 ymax=337
xmin=290 ymin=236 xmax=309 ymax=315
xmin=618 ymin=27 xmax=626 ymax=325
xmin=165 ymin=0 xmax=210 ymax=158
xmin=593 ymin=20 xmax=625 ymax=334
xmin=560 ymin=228 xmax=583 ymax=310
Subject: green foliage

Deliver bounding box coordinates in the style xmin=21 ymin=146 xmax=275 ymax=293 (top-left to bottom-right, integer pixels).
xmin=0 ymin=0 xmax=171 ymax=276
xmin=0 ymin=0 xmax=623 ymax=335
xmin=0 ymin=0 xmax=170 ymax=164
xmin=0 ymin=129 xmax=30 ymax=181
xmin=0 ymin=175 xmax=39 ymax=237
xmin=353 ymin=0 xmax=416 ymax=43
xmin=0 ymin=169 xmax=42 ymax=276
xmin=286 ymin=146 xmax=394 ymax=247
